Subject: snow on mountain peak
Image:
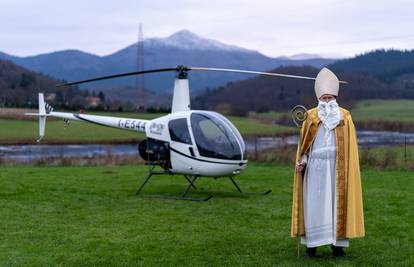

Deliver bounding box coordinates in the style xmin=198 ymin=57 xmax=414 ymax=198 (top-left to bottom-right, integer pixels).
xmin=148 ymin=29 xmax=255 ymax=53
xmin=288 ymin=53 xmax=324 ymax=60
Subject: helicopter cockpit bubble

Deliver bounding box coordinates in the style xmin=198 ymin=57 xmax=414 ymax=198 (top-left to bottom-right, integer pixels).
xmin=190 ymin=111 xmax=246 ymax=161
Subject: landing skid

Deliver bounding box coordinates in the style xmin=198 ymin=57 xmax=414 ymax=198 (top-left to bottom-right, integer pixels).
xmin=135 ymin=164 xmax=271 ymax=201
xmin=144 ymin=194 xmax=214 ymax=202
xmin=225 ymin=176 xmax=272 ymax=195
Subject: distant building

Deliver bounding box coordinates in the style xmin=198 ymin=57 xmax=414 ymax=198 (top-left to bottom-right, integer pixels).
xmin=85 ymin=96 xmax=101 ymax=107
xmin=45 ymin=93 xmax=56 ymax=102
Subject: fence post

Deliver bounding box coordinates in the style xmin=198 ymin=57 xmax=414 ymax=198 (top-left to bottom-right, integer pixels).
xmin=404 ymin=135 xmax=407 ymax=166
xmin=254 ymin=136 xmax=258 ymax=160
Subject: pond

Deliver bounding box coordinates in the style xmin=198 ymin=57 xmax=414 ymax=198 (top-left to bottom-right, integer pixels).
xmin=1 ymin=131 xmax=413 ymax=163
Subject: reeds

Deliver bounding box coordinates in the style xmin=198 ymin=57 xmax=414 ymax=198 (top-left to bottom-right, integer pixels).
xmin=1 ymin=144 xmax=412 ymax=170
xmin=248 ymin=145 xmax=414 ymax=171
xmin=0 ymin=154 xmax=144 ymax=167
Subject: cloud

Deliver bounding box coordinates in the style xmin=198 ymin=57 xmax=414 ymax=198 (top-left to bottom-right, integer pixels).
xmin=0 ymin=0 xmax=413 ymax=57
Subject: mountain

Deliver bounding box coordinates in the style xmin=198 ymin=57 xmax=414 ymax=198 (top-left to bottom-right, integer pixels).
xmin=0 ymin=30 xmax=336 ymax=93
xmin=0 ymin=50 xmax=106 ymax=82
xmin=146 ymin=29 xmax=255 ymax=53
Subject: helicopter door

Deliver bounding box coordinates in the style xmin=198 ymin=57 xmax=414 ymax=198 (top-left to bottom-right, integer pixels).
xmin=168 ymin=118 xmax=195 ymax=173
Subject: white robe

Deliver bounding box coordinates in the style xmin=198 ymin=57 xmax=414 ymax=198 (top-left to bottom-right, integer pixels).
xmin=300 ymin=125 xmax=349 ymax=248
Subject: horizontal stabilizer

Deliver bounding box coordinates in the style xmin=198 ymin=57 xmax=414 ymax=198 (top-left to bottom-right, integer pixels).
xmin=24 ymin=113 xmax=51 ymax=116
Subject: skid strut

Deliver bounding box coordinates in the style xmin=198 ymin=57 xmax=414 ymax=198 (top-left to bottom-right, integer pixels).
xmin=136 ymin=164 xmax=213 ymax=201
xmin=136 ymin=164 xmax=271 ymax=201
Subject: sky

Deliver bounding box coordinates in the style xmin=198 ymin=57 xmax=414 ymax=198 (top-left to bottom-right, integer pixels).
xmin=1 ymin=0 xmax=413 ymax=58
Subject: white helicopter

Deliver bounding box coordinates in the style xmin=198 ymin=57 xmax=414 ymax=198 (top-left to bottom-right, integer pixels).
xmin=26 ymin=66 xmax=346 ymax=201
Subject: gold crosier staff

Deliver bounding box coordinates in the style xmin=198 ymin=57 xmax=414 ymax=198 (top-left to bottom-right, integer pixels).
xmin=291 ymin=105 xmax=308 ymax=258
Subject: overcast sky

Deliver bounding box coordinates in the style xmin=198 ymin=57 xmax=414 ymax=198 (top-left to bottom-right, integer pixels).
xmin=1 ymin=0 xmax=413 ymax=58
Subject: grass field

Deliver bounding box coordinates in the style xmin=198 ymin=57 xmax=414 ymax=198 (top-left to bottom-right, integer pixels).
xmin=351 ymin=99 xmax=414 ymax=123
xmin=252 ymin=99 xmax=414 ymax=124
xmin=226 ymin=115 xmax=294 ymax=136
xmin=0 ymin=99 xmax=413 ymax=144
xmin=0 ymin=119 xmax=146 ymax=144
xmin=0 ymin=110 xmax=294 ymax=144
xmin=0 ymin=163 xmax=412 ymax=266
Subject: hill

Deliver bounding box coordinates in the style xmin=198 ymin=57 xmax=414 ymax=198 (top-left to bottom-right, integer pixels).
xmin=330 ymin=49 xmax=414 ymax=84
xmin=0 ymin=59 xmax=60 ymax=107
xmin=193 ymin=64 xmax=414 ymax=114
xmin=0 ymin=59 xmax=87 ymax=109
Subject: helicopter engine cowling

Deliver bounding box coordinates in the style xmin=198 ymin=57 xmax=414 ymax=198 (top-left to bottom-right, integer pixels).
xmin=139 ymin=138 xmax=170 ymax=166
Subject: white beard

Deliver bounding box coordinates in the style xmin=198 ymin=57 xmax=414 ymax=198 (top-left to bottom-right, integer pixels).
xmin=317 ymin=100 xmax=340 ymax=131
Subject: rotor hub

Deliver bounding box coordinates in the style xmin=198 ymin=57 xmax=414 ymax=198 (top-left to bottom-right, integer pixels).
xmin=176 ymin=65 xmax=190 ymax=79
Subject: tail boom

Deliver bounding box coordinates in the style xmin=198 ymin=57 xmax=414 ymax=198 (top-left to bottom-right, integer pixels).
xmin=25 ymin=93 xmax=149 ymax=142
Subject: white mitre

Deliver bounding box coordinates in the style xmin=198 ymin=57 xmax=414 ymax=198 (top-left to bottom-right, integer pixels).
xmin=314 ymin=67 xmax=339 ymax=99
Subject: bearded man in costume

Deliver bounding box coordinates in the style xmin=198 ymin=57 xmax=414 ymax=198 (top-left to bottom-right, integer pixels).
xmin=291 ymin=68 xmax=364 ymax=257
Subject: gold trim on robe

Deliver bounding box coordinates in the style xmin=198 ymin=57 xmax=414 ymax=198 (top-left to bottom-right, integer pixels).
xmin=291 ymin=107 xmax=365 ymax=239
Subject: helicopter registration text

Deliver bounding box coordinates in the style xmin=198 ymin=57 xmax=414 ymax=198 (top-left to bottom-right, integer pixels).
xmin=118 ymin=119 xmax=146 ymax=131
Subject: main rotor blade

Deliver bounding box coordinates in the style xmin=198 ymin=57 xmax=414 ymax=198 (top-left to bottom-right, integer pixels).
xmin=57 ymin=67 xmax=178 ymax=87
xmin=57 ymin=65 xmax=348 ymax=87
xmin=189 ymin=67 xmax=348 ymax=84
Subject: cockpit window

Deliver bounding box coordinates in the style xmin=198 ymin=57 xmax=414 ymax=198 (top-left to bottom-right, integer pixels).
xmin=191 ymin=113 xmax=242 ymax=160
xmin=213 ymin=112 xmax=246 ymax=156
xmin=169 ymin=118 xmax=192 ymax=144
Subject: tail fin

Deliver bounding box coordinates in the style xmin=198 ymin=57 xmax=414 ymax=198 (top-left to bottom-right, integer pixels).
xmin=38 ymin=93 xmax=46 ymax=142
xmin=38 ymin=93 xmax=46 ymax=116
xmin=25 ymin=93 xmax=51 ymax=142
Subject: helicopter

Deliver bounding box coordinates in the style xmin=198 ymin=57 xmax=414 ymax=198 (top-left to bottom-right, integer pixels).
xmin=26 ymin=65 xmax=347 ymax=201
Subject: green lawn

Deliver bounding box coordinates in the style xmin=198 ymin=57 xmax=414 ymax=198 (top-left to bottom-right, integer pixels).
xmin=351 ymin=99 xmax=414 ymax=123
xmin=248 ymin=111 xmax=288 ymax=121
xmin=0 ymin=119 xmax=146 ymax=144
xmin=1 ymin=99 xmax=413 ymax=144
xmin=0 ymin=111 xmax=164 ymax=144
xmin=227 ymin=116 xmax=294 ymax=136
xmin=0 ymin=163 xmax=412 ymax=266
xmin=252 ymin=99 xmax=414 ymax=123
